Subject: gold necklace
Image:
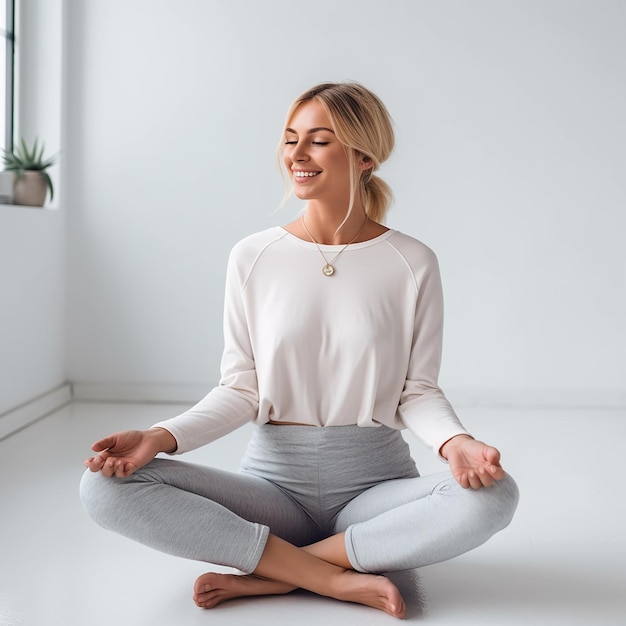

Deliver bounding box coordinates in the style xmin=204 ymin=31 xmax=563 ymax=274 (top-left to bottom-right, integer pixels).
xmin=301 ymin=214 xmax=368 ymax=276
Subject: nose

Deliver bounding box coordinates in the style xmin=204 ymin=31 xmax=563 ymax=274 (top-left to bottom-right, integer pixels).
xmin=288 ymin=141 xmax=309 ymax=163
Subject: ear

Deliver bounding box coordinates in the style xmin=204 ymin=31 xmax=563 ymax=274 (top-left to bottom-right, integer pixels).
xmin=358 ymin=154 xmax=375 ymax=171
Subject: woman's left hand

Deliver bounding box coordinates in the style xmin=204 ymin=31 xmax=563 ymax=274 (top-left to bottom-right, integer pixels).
xmin=441 ymin=435 xmax=506 ymax=489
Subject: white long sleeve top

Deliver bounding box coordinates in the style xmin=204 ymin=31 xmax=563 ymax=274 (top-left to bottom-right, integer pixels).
xmin=153 ymin=227 xmax=470 ymax=456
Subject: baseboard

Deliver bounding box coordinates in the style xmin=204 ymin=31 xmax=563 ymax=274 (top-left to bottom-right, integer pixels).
xmin=446 ymin=388 xmax=626 ymax=410
xmin=71 ymin=382 xmax=626 ymax=410
xmin=0 ymin=383 xmax=73 ymax=441
xmin=71 ymin=382 xmax=208 ymax=405
xmin=0 ymin=382 xmax=626 ymax=440
xmin=2 ymin=382 xmax=621 ymax=442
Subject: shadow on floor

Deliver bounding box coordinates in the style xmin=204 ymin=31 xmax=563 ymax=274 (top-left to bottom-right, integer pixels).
xmin=386 ymin=569 xmax=426 ymax=619
xmin=420 ymin=559 xmax=625 ymax=614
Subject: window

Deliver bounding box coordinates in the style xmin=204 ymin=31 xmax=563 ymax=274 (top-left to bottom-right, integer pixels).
xmin=0 ymin=0 xmax=15 ymax=153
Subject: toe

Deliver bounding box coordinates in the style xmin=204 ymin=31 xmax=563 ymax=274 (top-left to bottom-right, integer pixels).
xmin=194 ymin=590 xmax=220 ymax=609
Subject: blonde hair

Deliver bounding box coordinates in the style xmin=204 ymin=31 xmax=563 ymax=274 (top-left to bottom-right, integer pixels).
xmin=278 ymin=82 xmax=395 ymax=223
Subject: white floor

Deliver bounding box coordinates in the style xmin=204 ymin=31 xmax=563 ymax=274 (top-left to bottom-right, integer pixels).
xmin=1 ymin=401 xmax=625 ymax=625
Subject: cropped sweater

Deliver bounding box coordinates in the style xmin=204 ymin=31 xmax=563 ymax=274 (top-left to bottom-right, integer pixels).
xmin=153 ymin=227 xmax=470 ymax=455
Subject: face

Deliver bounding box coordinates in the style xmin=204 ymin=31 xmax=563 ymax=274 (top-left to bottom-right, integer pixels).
xmin=283 ymin=100 xmax=352 ymax=205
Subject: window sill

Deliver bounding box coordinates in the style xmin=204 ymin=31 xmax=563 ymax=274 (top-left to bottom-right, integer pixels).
xmin=0 ymin=202 xmax=59 ymax=210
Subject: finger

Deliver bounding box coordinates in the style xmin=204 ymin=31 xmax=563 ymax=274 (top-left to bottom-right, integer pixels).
xmin=120 ymin=462 xmax=137 ymax=478
xmin=487 ymin=464 xmax=506 ymax=481
xmin=101 ymin=456 xmax=119 ymax=478
xmin=454 ymin=471 xmax=470 ymax=489
xmin=92 ymin=435 xmax=115 ymax=453
xmin=114 ymin=460 xmax=132 ymax=478
xmin=467 ymin=470 xmax=483 ymax=490
xmin=477 ymin=466 xmax=495 ymax=488
xmin=484 ymin=446 xmax=501 ymax=466
xmin=94 ymin=452 xmax=109 ymax=467
xmin=85 ymin=454 xmax=105 ymax=472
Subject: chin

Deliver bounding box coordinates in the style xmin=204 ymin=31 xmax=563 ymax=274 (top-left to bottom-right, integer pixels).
xmin=293 ymin=188 xmax=314 ymax=201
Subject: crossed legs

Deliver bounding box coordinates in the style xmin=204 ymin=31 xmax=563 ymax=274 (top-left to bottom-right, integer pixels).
xmin=80 ymin=457 xmax=517 ymax=619
xmin=192 ymin=472 xmax=518 ymax=617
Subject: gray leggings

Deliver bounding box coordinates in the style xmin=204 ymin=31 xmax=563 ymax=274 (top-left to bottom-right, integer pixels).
xmin=80 ymin=424 xmax=518 ymax=574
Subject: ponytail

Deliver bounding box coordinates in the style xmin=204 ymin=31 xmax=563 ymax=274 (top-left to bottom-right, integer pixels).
xmin=362 ymin=174 xmax=393 ymax=223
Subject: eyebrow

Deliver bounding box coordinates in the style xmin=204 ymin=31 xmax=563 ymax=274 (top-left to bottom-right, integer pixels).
xmin=285 ymin=127 xmax=335 ymax=135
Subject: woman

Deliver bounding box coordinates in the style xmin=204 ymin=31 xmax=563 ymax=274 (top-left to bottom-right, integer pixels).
xmin=81 ymin=82 xmax=518 ymax=619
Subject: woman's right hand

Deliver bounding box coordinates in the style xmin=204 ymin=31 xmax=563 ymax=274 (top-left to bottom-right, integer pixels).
xmin=83 ymin=428 xmax=177 ymax=478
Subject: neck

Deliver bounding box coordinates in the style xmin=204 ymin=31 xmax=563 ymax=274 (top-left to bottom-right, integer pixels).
xmin=303 ymin=203 xmax=367 ymax=245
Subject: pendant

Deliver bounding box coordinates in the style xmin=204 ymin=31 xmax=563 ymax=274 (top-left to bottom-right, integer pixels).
xmin=322 ymin=264 xmax=335 ymax=276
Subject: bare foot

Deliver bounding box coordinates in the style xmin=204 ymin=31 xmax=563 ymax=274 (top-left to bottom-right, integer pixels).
xmin=193 ymin=570 xmax=405 ymax=619
xmin=193 ymin=572 xmax=296 ymax=609
xmin=333 ymin=570 xmax=406 ymax=619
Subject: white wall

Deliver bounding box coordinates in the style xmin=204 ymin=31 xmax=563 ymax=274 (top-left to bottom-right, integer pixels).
xmin=0 ymin=206 xmax=66 ymax=416
xmin=0 ymin=0 xmax=65 ymax=420
xmin=63 ymin=0 xmax=626 ymax=405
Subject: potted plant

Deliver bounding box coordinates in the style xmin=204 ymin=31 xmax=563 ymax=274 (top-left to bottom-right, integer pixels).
xmin=1 ymin=137 xmax=57 ymax=207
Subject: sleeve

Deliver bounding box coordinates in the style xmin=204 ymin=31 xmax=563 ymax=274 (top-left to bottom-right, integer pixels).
xmin=397 ymin=251 xmax=471 ymax=459
xmin=152 ymin=246 xmax=259 ymax=454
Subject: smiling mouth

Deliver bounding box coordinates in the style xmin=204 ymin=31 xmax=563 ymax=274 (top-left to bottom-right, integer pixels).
xmin=294 ymin=171 xmax=321 ymax=178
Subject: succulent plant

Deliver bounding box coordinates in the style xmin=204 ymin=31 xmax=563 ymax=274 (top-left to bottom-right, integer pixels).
xmin=2 ymin=137 xmax=57 ymax=201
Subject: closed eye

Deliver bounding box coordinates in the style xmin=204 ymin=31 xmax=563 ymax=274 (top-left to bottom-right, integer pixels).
xmin=284 ymin=140 xmax=329 ymax=146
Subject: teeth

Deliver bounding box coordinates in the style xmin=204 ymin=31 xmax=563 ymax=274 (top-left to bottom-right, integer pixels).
xmin=294 ymin=171 xmax=320 ymax=177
